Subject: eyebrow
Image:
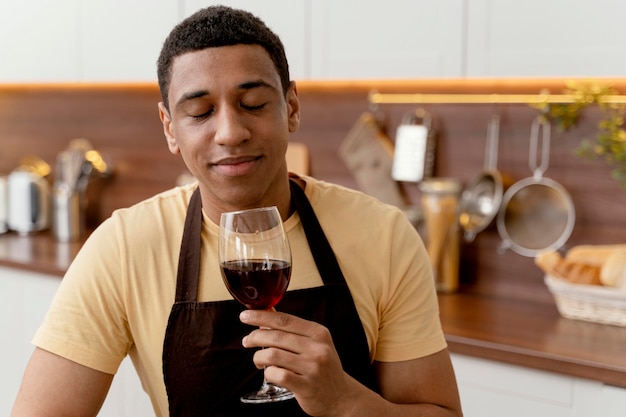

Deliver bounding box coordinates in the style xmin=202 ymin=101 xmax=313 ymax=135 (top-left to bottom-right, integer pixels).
xmin=175 ymin=90 xmax=209 ymax=109
xmin=239 ymin=79 xmax=276 ymax=91
xmin=174 ymin=79 xmax=278 ymax=110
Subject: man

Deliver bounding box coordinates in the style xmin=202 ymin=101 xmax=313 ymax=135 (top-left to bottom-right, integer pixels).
xmin=12 ymin=5 xmax=462 ymax=417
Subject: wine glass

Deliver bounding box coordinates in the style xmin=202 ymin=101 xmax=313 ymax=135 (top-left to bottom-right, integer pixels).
xmin=219 ymin=206 xmax=295 ymax=404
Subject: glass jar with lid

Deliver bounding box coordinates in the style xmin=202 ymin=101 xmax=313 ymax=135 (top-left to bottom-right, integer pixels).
xmin=418 ymin=178 xmax=461 ymax=293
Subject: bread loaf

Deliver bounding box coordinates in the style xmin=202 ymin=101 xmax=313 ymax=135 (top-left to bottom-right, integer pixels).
xmin=535 ymin=250 xmax=602 ymax=285
xmin=600 ymin=249 xmax=626 ymax=289
xmin=565 ymin=244 xmax=626 ymax=266
xmin=536 ymin=244 xmax=626 ymax=289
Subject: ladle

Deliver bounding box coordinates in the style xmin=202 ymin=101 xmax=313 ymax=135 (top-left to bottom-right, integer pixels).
xmin=459 ymin=115 xmax=504 ymax=242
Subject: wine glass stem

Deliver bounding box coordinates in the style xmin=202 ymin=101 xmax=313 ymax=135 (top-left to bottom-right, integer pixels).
xmin=259 ymin=371 xmax=276 ymax=395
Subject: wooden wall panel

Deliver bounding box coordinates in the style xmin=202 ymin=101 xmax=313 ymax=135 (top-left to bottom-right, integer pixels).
xmin=1 ymin=80 xmax=625 ymax=304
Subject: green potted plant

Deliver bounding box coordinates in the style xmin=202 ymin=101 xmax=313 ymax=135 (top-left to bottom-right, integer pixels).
xmin=532 ymin=83 xmax=626 ymax=186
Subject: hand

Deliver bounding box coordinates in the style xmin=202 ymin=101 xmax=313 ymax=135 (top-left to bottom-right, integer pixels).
xmin=240 ymin=309 xmax=362 ymax=416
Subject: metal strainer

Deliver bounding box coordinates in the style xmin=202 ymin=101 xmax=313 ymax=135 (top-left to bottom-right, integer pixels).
xmin=496 ymin=116 xmax=575 ymax=257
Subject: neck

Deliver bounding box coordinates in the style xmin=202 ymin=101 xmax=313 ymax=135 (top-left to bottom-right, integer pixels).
xmin=199 ymin=175 xmax=299 ymax=225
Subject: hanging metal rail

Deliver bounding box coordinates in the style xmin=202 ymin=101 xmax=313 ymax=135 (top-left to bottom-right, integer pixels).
xmin=368 ymin=91 xmax=626 ymax=105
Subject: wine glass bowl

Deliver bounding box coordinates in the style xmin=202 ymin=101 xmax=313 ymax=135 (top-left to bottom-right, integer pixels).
xmin=221 ymin=257 xmax=291 ymax=310
xmin=219 ymin=206 xmax=295 ymax=403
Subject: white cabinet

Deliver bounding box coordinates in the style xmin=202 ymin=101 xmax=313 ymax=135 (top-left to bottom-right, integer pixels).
xmin=80 ymin=0 xmax=179 ymax=81
xmin=186 ymin=0 xmax=466 ymax=79
xmin=0 ymin=0 xmax=178 ymax=82
xmin=466 ymin=0 xmax=626 ymax=77
xmin=308 ymin=0 xmax=465 ymax=79
xmin=0 ymin=266 xmax=153 ymax=417
xmin=184 ymin=0 xmax=310 ymax=80
xmin=0 ymin=0 xmax=81 ymax=82
xmin=0 ymin=267 xmax=61 ymax=416
xmin=451 ymin=353 xmax=626 ymax=417
xmin=3 ymin=0 xmax=626 ymax=81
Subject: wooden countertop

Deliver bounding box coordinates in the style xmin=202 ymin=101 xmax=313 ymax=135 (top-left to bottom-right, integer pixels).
xmin=0 ymin=232 xmax=81 ymax=276
xmin=438 ymin=292 xmax=626 ymax=388
xmin=1 ymin=231 xmax=625 ymax=388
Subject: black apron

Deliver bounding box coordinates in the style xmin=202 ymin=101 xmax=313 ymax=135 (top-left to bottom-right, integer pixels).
xmin=162 ymin=180 xmax=378 ymax=416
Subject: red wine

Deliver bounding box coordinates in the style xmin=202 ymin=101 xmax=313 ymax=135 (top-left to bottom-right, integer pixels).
xmin=221 ymin=259 xmax=291 ymax=310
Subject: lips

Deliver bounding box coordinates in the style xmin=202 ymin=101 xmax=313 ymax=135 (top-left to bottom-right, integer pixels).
xmin=213 ymin=155 xmax=261 ymax=177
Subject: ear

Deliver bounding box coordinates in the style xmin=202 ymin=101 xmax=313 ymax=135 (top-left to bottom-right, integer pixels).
xmin=158 ymin=102 xmax=180 ymax=154
xmin=286 ymin=81 xmax=300 ymax=133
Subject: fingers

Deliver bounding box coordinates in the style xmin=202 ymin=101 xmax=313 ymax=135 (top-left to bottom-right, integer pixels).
xmin=241 ymin=328 xmax=299 ymax=354
xmin=239 ymin=310 xmax=336 ymax=374
xmin=244 ymin=329 xmax=338 ymax=392
xmin=239 ymin=310 xmax=307 ymax=334
xmin=239 ymin=310 xmax=354 ymax=416
xmin=240 ymin=310 xmax=333 ymax=349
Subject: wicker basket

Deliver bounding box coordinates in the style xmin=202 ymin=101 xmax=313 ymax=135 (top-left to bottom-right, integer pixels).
xmin=544 ymin=275 xmax=626 ymax=327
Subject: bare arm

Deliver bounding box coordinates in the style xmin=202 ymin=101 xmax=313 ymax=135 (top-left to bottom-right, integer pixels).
xmin=374 ymin=350 xmax=462 ymax=416
xmin=11 ymin=347 xmax=114 ymax=417
xmin=240 ymin=310 xmax=462 ymax=417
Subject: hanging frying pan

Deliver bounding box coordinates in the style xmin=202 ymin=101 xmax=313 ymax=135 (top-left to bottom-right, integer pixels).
xmin=497 ymin=116 xmax=575 ymax=257
xmin=459 ymin=115 xmax=504 ymax=242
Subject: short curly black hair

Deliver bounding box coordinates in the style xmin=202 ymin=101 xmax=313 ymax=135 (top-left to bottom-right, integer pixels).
xmin=157 ymin=5 xmax=291 ymax=110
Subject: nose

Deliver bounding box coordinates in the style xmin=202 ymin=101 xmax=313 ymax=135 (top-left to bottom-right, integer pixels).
xmin=213 ymin=106 xmax=250 ymax=147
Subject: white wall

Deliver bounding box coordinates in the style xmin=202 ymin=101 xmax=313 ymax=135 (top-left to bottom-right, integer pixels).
xmin=1 ymin=0 xmax=625 ymax=82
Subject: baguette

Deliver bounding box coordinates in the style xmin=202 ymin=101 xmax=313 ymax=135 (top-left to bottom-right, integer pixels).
xmin=600 ymin=249 xmax=626 ymax=289
xmin=535 ymin=250 xmax=602 ymax=285
xmin=535 ymin=251 xmax=562 ymax=276
xmin=565 ymin=244 xmax=626 ymax=266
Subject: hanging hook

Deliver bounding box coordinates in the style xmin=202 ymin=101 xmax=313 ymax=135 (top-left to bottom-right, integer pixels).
xmin=529 ymin=115 xmax=551 ymax=179
xmin=485 ymin=114 xmax=501 ymax=171
xmin=401 ymin=108 xmax=432 ymax=129
xmin=368 ymin=89 xmax=380 ymax=114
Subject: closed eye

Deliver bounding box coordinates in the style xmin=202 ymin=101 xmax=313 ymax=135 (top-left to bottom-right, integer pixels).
xmin=190 ymin=108 xmax=214 ymax=119
xmin=241 ymin=102 xmax=267 ymax=111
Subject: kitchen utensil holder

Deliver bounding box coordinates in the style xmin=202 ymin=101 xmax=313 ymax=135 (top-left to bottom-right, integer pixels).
xmin=52 ymin=184 xmax=84 ymax=242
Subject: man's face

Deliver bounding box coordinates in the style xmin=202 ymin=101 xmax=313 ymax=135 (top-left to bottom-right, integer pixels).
xmin=159 ymin=44 xmax=300 ymax=218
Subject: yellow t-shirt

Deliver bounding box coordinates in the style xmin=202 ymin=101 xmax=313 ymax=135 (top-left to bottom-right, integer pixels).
xmin=33 ymin=176 xmax=445 ymax=417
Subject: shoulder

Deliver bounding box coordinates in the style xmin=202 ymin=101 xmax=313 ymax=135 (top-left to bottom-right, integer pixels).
xmin=111 ymin=183 xmax=196 ymax=225
xmin=82 ymin=183 xmax=196 ymax=257
xmin=302 ymin=176 xmax=410 ymax=232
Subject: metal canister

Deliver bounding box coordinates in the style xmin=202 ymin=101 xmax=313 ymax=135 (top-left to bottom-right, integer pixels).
xmin=52 ymin=183 xmax=83 ymax=242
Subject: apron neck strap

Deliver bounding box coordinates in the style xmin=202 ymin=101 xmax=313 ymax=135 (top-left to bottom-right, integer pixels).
xmin=175 ymin=187 xmax=202 ymax=302
xmin=289 ymin=180 xmax=345 ymax=286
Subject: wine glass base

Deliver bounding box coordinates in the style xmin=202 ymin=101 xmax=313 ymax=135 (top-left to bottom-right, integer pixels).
xmin=240 ymin=383 xmax=295 ymax=404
